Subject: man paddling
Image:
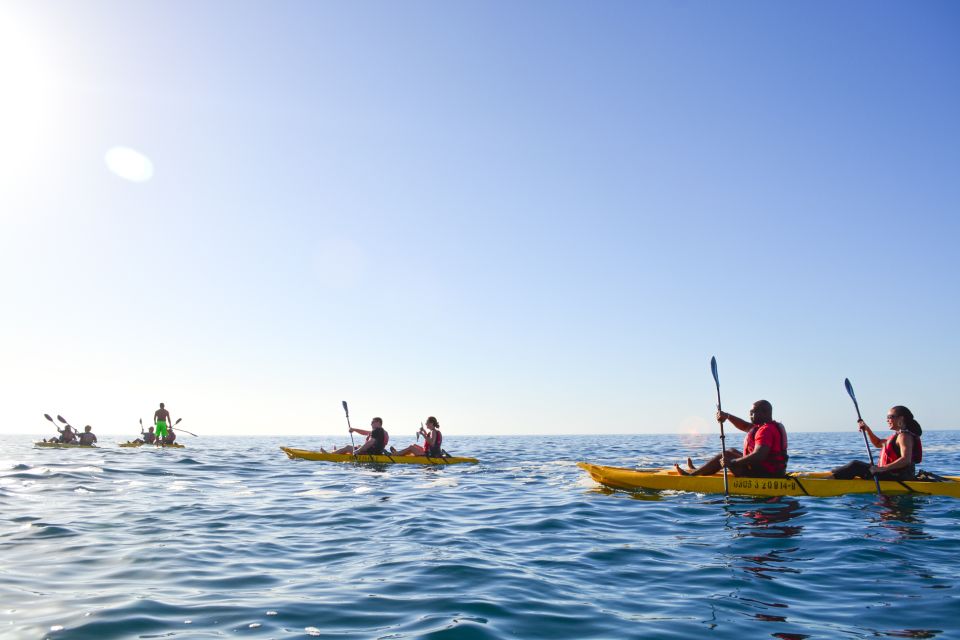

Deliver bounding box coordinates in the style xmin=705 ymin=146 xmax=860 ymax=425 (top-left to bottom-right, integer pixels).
xmin=677 ymin=400 xmax=788 ymax=477
xmin=154 ymin=403 xmax=172 ymax=444
xmin=327 ymin=417 xmax=389 ymax=455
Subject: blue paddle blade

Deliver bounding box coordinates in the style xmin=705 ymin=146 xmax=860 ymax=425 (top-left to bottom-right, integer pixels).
xmin=844 ymin=378 xmax=857 ymax=402
xmin=710 ymin=356 xmax=719 ymax=385
xmin=341 ymin=400 xmax=349 ymax=416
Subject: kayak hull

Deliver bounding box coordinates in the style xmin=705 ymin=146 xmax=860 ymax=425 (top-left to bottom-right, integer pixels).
xmin=281 ymin=447 xmax=477 ymax=465
xmin=578 ymin=462 xmax=960 ymax=498
xmin=119 ymin=442 xmax=185 ymax=448
xmin=34 ymin=442 xmax=98 ymax=449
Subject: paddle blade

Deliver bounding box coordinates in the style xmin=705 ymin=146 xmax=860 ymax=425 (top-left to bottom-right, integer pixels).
xmin=844 ymin=378 xmax=857 ymax=403
xmin=710 ymin=356 xmax=719 ymax=386
xmin=174 ymin=418 xmax=182 ymax=425
xmin=341 ymin=400 xmax=349 ymax=417
xmin=57 ymin=415 xmax=68 ymax=424
xmin=44 ymin=413 xmax=55 ymax=423
xmin=139 ymin=418 xmax=143 ymax=427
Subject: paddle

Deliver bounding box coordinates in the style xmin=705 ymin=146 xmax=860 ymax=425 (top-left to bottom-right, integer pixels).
xmin=43 ymin=413 xmax=67 ymax=442
xmin=844 ymin=378 xmax=882 ymax=495
xmin=168 ymin=418 xmax=196 ymax=437
xmin=711 ymin=356 xmax=729 ymax=497
xmin=342 ymin=400 xmax=356 ymax=454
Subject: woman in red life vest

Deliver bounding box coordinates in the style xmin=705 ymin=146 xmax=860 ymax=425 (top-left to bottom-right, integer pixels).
xmin=676 ymin=399 xmax=789 ymax=478
xmin=829 ymin=405 xmax=922 ymax=480
xmin=392 ymin=416 xmax=443 ymax=457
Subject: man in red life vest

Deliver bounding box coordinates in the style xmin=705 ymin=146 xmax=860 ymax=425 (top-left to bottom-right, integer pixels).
xmin=676 ymin=400 xmax=789 ymax=478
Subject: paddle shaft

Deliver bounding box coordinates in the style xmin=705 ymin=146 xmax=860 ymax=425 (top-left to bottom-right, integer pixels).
xmin=711 ymin=357 xmax=729 ymax=496
xmin=342 ymin=401 xmax=356 ymax=452
xmin=845 ymin=378 xmax=882 ymax=495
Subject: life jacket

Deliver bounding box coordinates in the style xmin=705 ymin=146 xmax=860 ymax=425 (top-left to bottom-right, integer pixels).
xmin=743 ymin=421 xmax=788 ymax=475
xmin=879 ymin=430 xmax=922 ymax=466
xmin=424 ymin=430 xmax=443 ymax=457
xmin=368 ymin=427 xmax=387 ymax=454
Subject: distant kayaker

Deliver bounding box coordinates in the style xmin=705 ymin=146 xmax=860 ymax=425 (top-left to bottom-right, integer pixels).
xmin=58 ymin=424 xmax=78 ymax=444
xmin=328 ymin=417 xmax=388 ymax=455
xmin=143 ymin=426 xmax=157 ymax=444
xmin=391 ymin=416 xmax=443 ymax=457
xmin=829 ymin=406 xmax=922 ymax=480
xmin=676 ymin=400 xmax=788 ymax=477
xmin=154 ymin=403 xmax=172 ymax=443
xmin=78 ymin=425 xmax=97 ymax=446
xmin=162 ymin=426 xmax=177 ymax=446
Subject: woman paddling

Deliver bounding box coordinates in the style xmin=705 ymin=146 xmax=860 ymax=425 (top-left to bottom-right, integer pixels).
xmin=391 ymin=416 xmax=443 ymax=457
xmin=829 ymin=406 xmax=922 ymax=480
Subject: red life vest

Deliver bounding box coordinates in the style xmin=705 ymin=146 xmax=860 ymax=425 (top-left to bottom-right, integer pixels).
xmin=743 ymin=421 xmax=789 ymax=475
xmin=879 ymin=431 xmax=922 ymax=466
xmin=425 ymin=430 xmax=443 ymax=456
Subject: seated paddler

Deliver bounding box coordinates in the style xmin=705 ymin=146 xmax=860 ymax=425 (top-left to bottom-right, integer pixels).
xmin=327 ymin=417 xmax=389 ymax=455
xmin=78 ymin=425 xmax=98 ymax=446
xmin=391 ymin=416 xmax=443 ymax=457
xmin=828 ymin=405 xmax=922 ymax=481
xmin=676 ymin=400 xmax=788 ymax=478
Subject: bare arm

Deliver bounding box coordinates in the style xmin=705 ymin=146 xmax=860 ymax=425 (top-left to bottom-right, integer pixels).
xmin=718 ymin=411 xmax=754 ymax=434
xmin=858 ymin=421 xmax=885 ymax=448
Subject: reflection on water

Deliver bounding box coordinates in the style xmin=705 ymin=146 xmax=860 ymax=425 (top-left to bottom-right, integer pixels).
xmin=732 ymin=497 xmax=806 ymax=539
xmin=874 ymin=495 xmax=931 ymax=541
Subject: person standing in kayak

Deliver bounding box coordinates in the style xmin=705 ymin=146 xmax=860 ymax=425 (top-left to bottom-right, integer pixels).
xmin=154 ymin=403 xmax=171 ymax=443
xmin=391 ymin=416 xmax=443 ymax=456
xmin=829 ymin=405 xmax=922 ymax=480
xmin=329 ymin=417 xmax=389 ymax=455
xmin=78 ymin=426 xmax=97 ymax=446
xmin=676 ymin=400 xmax=788 ymax=477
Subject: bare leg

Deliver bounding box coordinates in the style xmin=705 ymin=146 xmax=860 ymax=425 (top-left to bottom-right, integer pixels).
xmin=332 ymin=445 xmax=354 ymax=455
xmin=677 ymin=450 xmax=741 ymax=476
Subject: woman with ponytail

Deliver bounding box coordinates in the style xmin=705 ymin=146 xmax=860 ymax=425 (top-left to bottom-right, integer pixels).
xmin=830 ymin=405 xmax=923 ymax=480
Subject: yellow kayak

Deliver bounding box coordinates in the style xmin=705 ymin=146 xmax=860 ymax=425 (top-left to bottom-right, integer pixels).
xmin=33 ymin=442 xmax=98 ymax=449
xmin=578 ymin=462 xmax=960 ymax=498
xmin=119 ymin=441 xmax=185 ymax=448
xmin=281 ymin=447 xmax=478 ymax=465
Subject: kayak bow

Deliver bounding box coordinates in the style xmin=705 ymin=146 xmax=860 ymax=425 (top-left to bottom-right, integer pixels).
xmin=578 ymin=462 xmax=960 ymax=498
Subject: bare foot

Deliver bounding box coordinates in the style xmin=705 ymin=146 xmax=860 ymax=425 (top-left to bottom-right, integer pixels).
xmin=674 ymin=463 xmax=692 ymax=476
xmin=686 ymin=457 xmax=695 ymax=471
xmin=389 ymin=446 xmax=398 ymax=454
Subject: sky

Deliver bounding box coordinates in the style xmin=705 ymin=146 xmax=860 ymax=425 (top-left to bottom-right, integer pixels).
xmin=1 ymin=1 xmax=958 ymax=438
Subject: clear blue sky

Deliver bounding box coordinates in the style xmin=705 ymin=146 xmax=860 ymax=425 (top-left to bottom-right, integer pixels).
xmin=1 ymin=1 xmax=958 ymax=437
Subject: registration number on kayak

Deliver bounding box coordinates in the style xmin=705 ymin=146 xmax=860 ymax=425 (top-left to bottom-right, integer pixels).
xmin=731 ymin=478 xmax=796 ymax=491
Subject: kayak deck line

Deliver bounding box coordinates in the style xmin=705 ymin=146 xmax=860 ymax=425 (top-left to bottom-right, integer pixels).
xmin=280 ymin=447 xmax=478 ymax=465
xmin=119 ymin=442 xmax=186 ymax=448
xmin=577 ymin=462 xmax=960 ymax=498
xmin=33 ymin=442 xmax=99 ymax=449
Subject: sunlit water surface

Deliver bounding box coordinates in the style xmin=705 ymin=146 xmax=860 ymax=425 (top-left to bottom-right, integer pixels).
xmin=2 ymin=432 xmax=959 ymax=639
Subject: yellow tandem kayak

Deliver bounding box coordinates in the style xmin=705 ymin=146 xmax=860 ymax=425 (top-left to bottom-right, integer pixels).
xmin=281 ymin=447 xmax=478 ymax=465
xmin=578 ymin=462 xmax=960 ymax=498
xmin=33 ymin=442 xmax=98 ymax=449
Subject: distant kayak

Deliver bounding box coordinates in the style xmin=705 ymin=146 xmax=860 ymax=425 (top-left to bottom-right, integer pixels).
xmin=281 ymin=447 xmax=478 ymax=465
xmin=34 ymin=442 xmax=98 ymax=449
xmin=119 ymin=442 xmax=186 ymax=449
xmin=578 ymin=462 xmax=960 ymax=498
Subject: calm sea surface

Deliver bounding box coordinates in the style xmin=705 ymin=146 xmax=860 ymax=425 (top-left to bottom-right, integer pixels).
xmin=2 ymin=431 xmax=959 ymax=639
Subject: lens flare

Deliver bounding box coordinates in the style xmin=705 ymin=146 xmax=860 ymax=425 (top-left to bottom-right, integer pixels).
xmin=104 ymin=146 xmax=154 ymax=182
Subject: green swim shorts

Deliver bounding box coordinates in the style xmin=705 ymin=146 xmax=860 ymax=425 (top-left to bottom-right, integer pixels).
xmin=156 ymin=420 xmax=168 ymax=438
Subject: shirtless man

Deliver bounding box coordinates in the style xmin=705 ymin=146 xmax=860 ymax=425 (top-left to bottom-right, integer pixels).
xmin=154 ymin=403 xmax=172 ymax=444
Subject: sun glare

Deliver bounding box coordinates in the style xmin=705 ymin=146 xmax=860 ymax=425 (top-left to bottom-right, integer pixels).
xmin=104 ymin=146 xmax=154 ymax=183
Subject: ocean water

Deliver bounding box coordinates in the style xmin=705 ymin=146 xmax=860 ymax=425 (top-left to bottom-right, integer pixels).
xmin=1 ymin=431 xmax=959 ymax=640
